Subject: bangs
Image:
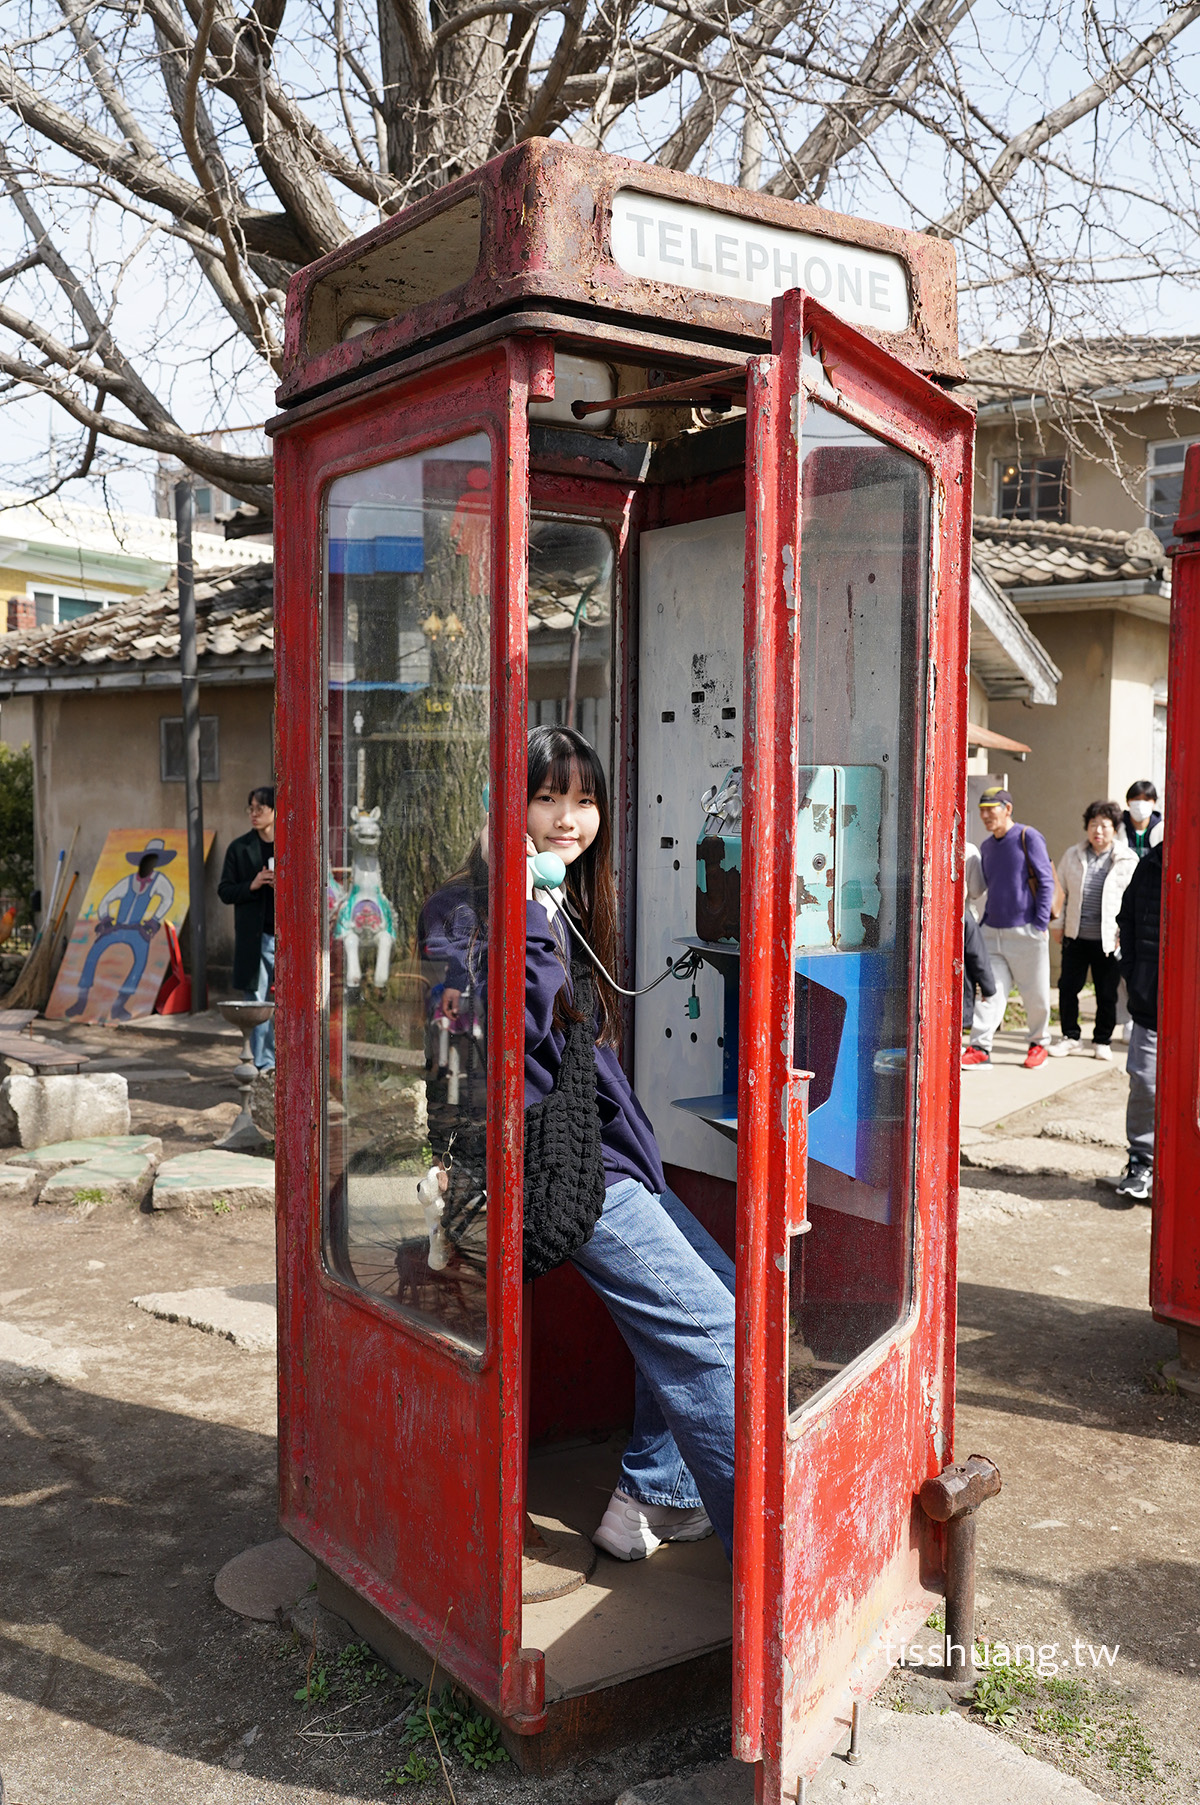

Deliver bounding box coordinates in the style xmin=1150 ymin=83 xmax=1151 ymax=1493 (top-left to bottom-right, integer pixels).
xmin=528 ymin=726 xmax=608 ymax=807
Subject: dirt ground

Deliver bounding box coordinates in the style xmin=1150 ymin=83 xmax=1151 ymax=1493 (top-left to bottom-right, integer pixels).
xmin=1 ymin=1023 xmax=1197 ymax=1804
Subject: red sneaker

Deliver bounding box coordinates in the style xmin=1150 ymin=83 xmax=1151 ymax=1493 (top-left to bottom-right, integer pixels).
xmin=961 ymin=1047 xmax=990 ymax=1066
xmin=1024 ymin=1044 xmax=1048 ymax=1069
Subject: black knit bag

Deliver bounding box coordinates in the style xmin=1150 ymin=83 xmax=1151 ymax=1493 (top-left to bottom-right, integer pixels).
xmin=521 ymin=960 xmax=606 ymax=1281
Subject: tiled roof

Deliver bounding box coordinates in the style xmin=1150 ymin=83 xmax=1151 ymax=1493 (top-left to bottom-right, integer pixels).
xmin=971 ymin=517 xmax=1167 ymax=590
xmin=963 ymin=336 xmax=1200 ymax=408
xmin=0 ymin=563 xmax=273 ymax=672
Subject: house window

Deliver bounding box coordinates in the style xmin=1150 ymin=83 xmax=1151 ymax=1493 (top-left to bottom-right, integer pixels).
xmin=1146 ymin=439 xmax=1200 ymax=547
xmin=28 ymin=589 xmax=105 ymax=626
xmin=160 ymin=716 xmax=220 ymax=782
xmin=997 ymin=457 xmax=1068 ymax=522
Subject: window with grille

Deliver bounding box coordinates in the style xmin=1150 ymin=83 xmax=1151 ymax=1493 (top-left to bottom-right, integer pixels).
xmin=996 ymin=456 xmax=1068 ymax=522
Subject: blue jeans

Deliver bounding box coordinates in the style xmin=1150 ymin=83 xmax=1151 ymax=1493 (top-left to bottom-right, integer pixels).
xmin=570 ymin=1179 xmax=736 ymax=1559
xmin=244 ymin=933 xmax=275 ymax=1069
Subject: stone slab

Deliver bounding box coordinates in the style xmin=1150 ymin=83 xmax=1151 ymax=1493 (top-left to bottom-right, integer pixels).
xmin=39 ymin=1147 xmax=158 ymax=1213
xmin=10 ymin=1134 xmax=162 ymax=1178
xmin=0 ymin=1320 xmax=88 ymax=1385
xmin=151 ymin=1149 xmax=275 ymax=1215
xmin=961 ymin=1137 xmax=1122 ymax=1181
xmin=214 ymin=1537 xmax=316 ymax=1622
xmin=0 ymin=1163 xmax=44 ymax=1207
xmin=131 ymin=1283 xmax=277 ymax=1351
xmin=0 ymin=1073 xmax=131 ymax=1149
xmin=616 ymin=1705 xmax=1108 ymax=1803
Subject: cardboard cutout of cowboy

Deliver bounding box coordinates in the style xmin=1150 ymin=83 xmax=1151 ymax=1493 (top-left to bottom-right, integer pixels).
xmin=47 ymin=829 xmax=214 ymax=1023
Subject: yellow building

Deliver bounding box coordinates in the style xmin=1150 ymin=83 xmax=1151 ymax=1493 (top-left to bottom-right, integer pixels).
xmin=0 ymin=489 xmax=264 ymax=632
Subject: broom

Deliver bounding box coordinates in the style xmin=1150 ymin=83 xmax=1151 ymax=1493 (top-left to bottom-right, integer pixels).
xmin=7 ymin=854 xmax=80 ymax=1013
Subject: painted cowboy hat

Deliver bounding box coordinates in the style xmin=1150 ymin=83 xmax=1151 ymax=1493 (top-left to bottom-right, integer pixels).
xmin=125 ymin=836 xmax=178 ymax=867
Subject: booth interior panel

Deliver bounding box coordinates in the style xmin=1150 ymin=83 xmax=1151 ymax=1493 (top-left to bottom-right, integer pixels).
xmin=634 ymin=511 xmax=745 ymax=1182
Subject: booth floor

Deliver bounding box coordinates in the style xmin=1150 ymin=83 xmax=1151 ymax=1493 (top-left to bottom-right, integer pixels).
xmin=525 ymin=1438 xmax=732 ymax=1701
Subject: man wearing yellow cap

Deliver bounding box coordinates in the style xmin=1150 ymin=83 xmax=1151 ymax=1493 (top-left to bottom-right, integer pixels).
xmin=963 ymin=787 xmax=1055 ymax=1070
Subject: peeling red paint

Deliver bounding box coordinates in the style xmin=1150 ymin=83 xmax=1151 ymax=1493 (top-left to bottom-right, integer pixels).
xmin=1155 ymin=452 xmax=1200 ymax=1335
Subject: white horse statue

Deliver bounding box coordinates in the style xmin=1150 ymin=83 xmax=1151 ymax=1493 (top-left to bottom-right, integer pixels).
xmin=334 ymin=806 xmax=397 ymax=988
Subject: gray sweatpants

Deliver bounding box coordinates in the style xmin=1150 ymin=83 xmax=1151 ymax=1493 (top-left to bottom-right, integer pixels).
xmin=969 ymin=925 xmax=1052 ymax=1051
xmin=1126 ymin=1023 xmax=1157 ymax=1170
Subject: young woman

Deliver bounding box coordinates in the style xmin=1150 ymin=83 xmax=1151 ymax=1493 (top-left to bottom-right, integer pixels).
xmin=424 ymin=725 xmax=736 ymax=1563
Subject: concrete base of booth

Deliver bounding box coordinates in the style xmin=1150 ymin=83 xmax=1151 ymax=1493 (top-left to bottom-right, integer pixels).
xmin=316 ymin=1437 xmax=735 ymax=1774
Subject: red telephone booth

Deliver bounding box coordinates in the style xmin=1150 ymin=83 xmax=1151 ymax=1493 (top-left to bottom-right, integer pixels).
xmin=270 ymin=142 xmax=974 ymax=1797
xmin=1154 ymin=449 xmax=1200 ymax=1392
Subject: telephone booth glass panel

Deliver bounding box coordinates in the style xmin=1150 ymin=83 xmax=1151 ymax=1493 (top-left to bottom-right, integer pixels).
xmin=324 ymin=432 xmax=493 ymax=1348
xmin=787 ymin=402 xmax=929 ymax=1409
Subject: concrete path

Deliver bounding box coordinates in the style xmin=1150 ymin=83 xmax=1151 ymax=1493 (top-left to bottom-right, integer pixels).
xmin=616 ymin=1707 xmax=1110 ymax=1802
xmin=960 ymin=1028 xmax=1127 ymax=1132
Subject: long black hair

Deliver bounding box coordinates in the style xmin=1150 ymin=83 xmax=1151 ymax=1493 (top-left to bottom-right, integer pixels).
xmin=527 ymin=725 xmax=621 ymax=1045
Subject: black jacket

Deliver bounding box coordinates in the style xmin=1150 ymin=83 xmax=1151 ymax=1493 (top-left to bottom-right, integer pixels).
xmin=1120 ymin=808 xmax=1162 ymax=858
xmin=1117 ymin=842 xmax=1161 ymax=1029
xmin=963 ymin=908 xmax=996 ymax=1030
xmin=218 ymin=827 xmax=275 ymax=990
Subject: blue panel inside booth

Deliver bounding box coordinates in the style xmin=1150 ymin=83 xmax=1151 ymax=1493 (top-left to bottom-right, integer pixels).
xmin=328 ymin=535 xmax=425 ymax=575
xmin=794 ymin=948 xmax=900 ymax=1195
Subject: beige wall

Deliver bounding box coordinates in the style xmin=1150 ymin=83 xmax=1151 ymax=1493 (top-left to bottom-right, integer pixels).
xmin=30 ymin=683 xmax=274 ymax=980
xmin=966 ymin=674 xmax=991 ymax=775
xmin=989 ymin=608 xmax=1168 ymax=869
xmin=975 ymin=399 xmax=1200 ymax=533
xmin=0 ymin=696 xmax=35 ymax=753
xmin=991 ymin=612 xmax=1114 ymax=867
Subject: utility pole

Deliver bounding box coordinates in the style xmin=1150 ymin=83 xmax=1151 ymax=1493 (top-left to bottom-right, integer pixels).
xmin=175 ymin=477 xmax=207 ymax=1012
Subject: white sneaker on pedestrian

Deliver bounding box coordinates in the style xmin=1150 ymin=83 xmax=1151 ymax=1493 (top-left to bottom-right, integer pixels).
xmin=1046 ymin=1038 xmax=1072 ymax=1058
xmin=1093 ymin=1043 xmax=1113 ymax=1061
xmin=592 ymin=1487 xmax=714 ymax=1561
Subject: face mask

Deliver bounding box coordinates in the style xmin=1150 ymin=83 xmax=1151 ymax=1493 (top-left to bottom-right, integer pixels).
xmin=1128 ymin=801 xmax=1153 ymax=824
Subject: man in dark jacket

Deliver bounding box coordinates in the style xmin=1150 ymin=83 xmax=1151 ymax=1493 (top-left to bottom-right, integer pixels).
xmin=1112 ymin=840 xmax=1161 ymax=1200
xmin=218 ymin=786 xmax=276 ymax=1069
xmin=963 ymin=908 xmax=996 ymax=1035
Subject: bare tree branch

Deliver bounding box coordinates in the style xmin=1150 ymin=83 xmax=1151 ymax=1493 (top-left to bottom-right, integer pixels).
xmin=933 ymin=0 xmax=1200 ymax=238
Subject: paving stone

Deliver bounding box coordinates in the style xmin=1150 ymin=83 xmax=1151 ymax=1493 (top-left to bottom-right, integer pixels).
xmin=0 ymin=1321 xmax=88 ymax=1385
xmin=615 ymin=1705 xmax=1107 ymax=1803
xmin=214 ymin=1537 xmax=316 ymax=1622
xmin=0 ymin=1163 xmax=45 ymax=1207
xmin=131 ymin=1283 xmax=277 ymax=1351
xmin=38 ymin=1147 xmax=159 ymax=1214
xmin=960 ymin=1137 xmax=1122 ymax=1181
xmin=10 ymin=1134 xmax=163 ymax=1178
xmin=0 ymin=1072 xmax=131 ymax=1147
xmin=151 ymin=1149 xmax=275 ymax=1216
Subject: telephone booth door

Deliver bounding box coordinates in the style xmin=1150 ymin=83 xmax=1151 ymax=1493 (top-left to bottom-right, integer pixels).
xmin=733 ymin=292 xmax=973 ymax=1795
xmin=1155 ymin=448 xmax=1200 ymax=1368
xmin=274 ymin=340 xmax=550 ymax=1730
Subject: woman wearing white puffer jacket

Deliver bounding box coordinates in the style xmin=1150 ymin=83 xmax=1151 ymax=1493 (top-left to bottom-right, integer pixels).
xmin=1048 ymin=801 xmax=1138 ymax=1060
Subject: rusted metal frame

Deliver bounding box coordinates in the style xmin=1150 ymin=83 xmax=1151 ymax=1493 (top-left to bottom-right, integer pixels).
xmin=272 ymin=344 xmax=541 ymax=1726
xmin=572 ymin=365 xmax=746 ymax=416
xmin=1155 ymin=451 xmax=1200 ymax=1334
xmin=497 ymin=337 xmax=551 ymax=1731
xmin=734 ymin=344 xmax=800 ymax=1770
xmin=919 ymin=1457 xmax=1003 ymax=1683
xmin=279 ymin=141 xmax=963 ymax=404
xmin=271 ymin=309 xmax=759 ymax=437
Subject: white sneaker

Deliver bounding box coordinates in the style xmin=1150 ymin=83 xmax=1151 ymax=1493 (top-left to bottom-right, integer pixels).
xmin=592 ymin=1487 xmax=714 ymax=1561
xmin=1093 ymin=1043 xmax=1113 ymax=1061
xmin=1046 ymin=1039 xmax=1072 ymax=1058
